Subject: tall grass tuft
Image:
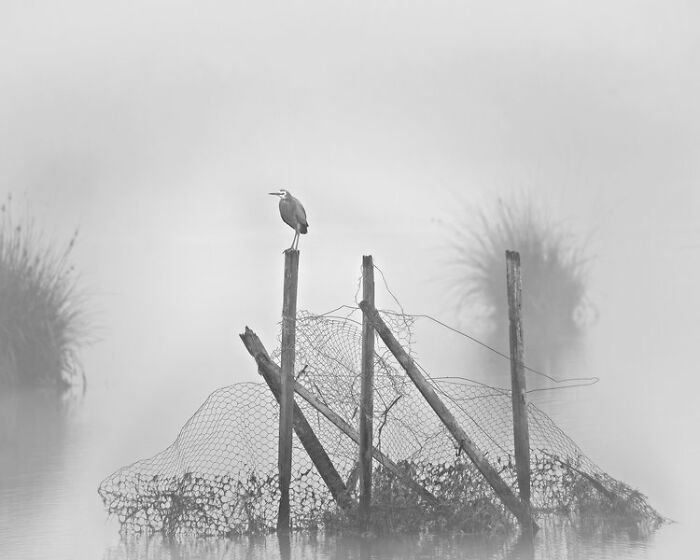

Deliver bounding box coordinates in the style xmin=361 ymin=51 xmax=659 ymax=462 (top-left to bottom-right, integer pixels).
xmin=449 ymin=196 xmax=593 ymax=355
xmin=0 ymin=193 xmax=86 ymax=389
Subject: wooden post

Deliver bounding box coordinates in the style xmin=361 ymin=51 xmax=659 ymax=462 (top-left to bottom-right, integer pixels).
xmin=278 ymin=249 xmax=299 ymax=533
xmin=240 ymin=327 xmax=355 ymax=512
xmin=359 ymin=255 xmax=375 ymax=525
xmin=239 ymin=328 xmax=439 ymax=505
xmin=278 ymin=533 xmax=291 ymax=560
xmin=506 ymin=251 xmax=531 ymax=510
xmin=359 ymin=300 xmax=537 ymax=532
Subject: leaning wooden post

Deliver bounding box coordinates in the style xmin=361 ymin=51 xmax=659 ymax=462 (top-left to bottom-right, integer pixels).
xmin=359 ymin=299 xmax=537 ymax=532
xmin=240 ymin=327 xmax=355 ymax=512
xmin=506 ymin=251 xmax=532 ymax=511
xmin=359 ymin=255 xmax=375 ymax=526
xmin=278 ymin=249 xmax=299 ymax=533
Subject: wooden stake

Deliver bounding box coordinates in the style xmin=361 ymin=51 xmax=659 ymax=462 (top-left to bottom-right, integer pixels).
xmin=506 ymin=251 xmax=532 ymax=508
xmin=278 ymin=249 xmax=299 ymax=533
xmin=359 ymin=255 xmax=375 ymax=525
xmin=240 ymin=327 xmax=355 ymax=512
xmin=359 ymin=300 xmax=537 ymax=532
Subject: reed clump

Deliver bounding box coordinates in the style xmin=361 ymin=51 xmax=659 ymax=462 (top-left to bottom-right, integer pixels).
xmin=0 ymin=193 xmax=85 ymax=389
xmin=451 ymin=196 xmax=593 ymax=341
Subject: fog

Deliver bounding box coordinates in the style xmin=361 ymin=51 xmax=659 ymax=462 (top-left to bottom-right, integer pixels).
xmin=1 ymin=1 xmax=700 ymax=558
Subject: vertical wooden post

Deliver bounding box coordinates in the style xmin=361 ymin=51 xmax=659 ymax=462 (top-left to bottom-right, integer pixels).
xmin=506 ymin=250 xmax=532 ymax=514
xmin=359 ymin=255 xmax=375 ymax=526
xmin=278 ymin=249 xmax=299 ymax=533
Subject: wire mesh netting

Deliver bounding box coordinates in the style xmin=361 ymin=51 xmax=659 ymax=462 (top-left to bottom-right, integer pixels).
xmin=98 ymin=309 xmax=662 ymax=537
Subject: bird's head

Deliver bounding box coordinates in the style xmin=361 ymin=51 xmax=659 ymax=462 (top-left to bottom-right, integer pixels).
xmin=268 ymin=188 xmax=291 ymax=198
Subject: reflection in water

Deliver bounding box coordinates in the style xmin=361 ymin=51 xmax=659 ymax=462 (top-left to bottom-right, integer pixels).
xmin=0 ymin=387 xmax=74 ymax=497
xmin=0 ymin=387 xmax=79 ymax=555
xmin=99 ymin=522 xmax=660 ymax=560
xmin=505 ymin=531 xmax=534 ymax=560
xmin=536 ymin=517 xmax=655 ymax=560
xmin=279 ymin=532 xmax=291 ymax=560
xmin=102 ymin=532 xmax=518 ymax=560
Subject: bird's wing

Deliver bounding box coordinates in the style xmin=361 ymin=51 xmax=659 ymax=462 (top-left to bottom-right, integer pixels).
xmin=294 ymin=199 xmax=308 ymax=227
xmin=278 ymin=198 xmax=295 ymax=229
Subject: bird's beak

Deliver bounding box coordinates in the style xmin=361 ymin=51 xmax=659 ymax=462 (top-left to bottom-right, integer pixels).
xmin=268 ymin=192 xmax=281 ymax=196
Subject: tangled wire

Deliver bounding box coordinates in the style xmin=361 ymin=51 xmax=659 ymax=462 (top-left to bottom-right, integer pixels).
xmin=99 ymin=311 xmax=662 ymax=537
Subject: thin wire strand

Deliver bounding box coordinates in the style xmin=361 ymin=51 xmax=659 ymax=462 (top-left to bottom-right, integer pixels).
xmin=314 ymin=303 xmax=599 ymax=390
xmin=408 ymin=312 xmax=599 ymax=388
xmin=354 ymin=260 xmax=598 ymax=388
xmin=373 ymin=263 xmax=407 ymax=317
xmin=317 ymin=260 xmax=599 ymax=390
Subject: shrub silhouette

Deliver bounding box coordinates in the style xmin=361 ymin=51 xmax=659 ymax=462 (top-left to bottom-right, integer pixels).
xmin=448 ymin=196 xmax=594 ymax=373
xmin=0 ymin=194 xmax=85 ymax=388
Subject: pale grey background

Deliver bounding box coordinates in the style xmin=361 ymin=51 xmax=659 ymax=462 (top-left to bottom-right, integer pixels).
xmin=1 ymin=2 xmax=699 ymax=558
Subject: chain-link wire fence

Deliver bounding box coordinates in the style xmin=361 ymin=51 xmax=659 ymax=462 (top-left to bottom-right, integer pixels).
xmin=99 ymin=310 xmax=662 ymax=537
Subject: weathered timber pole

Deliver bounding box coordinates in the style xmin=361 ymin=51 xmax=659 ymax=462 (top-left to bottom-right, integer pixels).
xmin=240 ymin=328 xmax=439 ymax=505
xmin=278 ymin=249 xmax=299 ymax=533
xmin=506 ymin=251 xmax=532 ymax=511
xmin=358 ymin=300 xmax=537 ymax=532
xmin=359 ymin=255 xmax=375 ymax=525
xmin=240 ymin=327 xmax=355 ymax=512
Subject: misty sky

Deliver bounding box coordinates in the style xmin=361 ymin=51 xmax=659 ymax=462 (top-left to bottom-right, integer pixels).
xmin=2 ymin=1 xmax=699 ymax=406
xmin=3 ymin=2 xmax=700 ymax=530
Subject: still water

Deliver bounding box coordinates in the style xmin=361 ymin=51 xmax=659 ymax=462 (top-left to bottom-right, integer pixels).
xmin=1 ymin=230 xmax=699 ymax=559
xmin=0 ymin=375 xmax=691 ymax=560
xmin=0 ymin=323 xmax=697 ymax=559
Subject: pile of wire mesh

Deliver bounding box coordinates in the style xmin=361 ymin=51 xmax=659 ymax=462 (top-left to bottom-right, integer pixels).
xmin=98 ymin=310 xmax=663 ymax=537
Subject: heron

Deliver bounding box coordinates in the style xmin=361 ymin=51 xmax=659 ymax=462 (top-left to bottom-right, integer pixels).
xmin=269 ymin=189 xmax=309 ymax=250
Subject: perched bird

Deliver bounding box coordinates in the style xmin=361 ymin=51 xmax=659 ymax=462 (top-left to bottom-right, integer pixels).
xmin=269 ymin=189 xmax=309 ymax=250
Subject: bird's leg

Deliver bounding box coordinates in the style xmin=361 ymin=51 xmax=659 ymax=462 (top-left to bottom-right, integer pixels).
xmin=290 ymin=231 xmax=298 ymax=251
